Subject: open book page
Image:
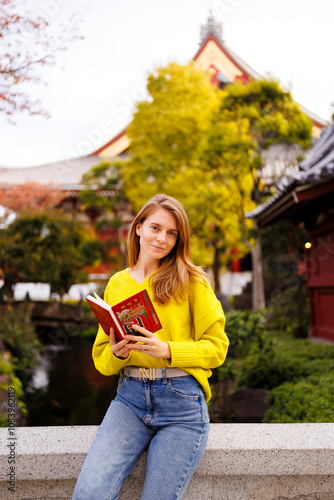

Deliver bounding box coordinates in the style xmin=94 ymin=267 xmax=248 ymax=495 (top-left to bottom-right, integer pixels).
xmin=92 ymin=292 xmax=110 ymax=308
xmin=86 ymin=289 xmax=162 ymax=341
xmin=86 ymin=294 xmax=124 ymax=340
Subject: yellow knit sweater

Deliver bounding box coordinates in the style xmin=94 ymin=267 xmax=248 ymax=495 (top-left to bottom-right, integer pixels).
xmin=92 ymin=269 xmax=229 ymax=401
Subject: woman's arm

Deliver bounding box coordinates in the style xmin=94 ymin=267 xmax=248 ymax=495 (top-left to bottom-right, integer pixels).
xmin=125 ymin=317 xmax=228 ymax=369
xmin=92 ymin=327 xmax=130 ymax=376
xmin=166 ymin=319 xmax=229 ymax=369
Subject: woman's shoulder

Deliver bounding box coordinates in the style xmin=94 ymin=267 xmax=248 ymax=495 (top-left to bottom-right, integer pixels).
xmin=105 ymin=268 xmax=131 ymax=289
xmin=188 ymin=275 xmax=224 ymax=323
xmin=187 ymin=273 xmax=217 ymax=303
xmin=104 ymin=268 xmax=134 ymax=303
xmin=188 ymin=273 xmax=213 ymax=292
xmin=109 ymin=268 xmax=130 ymax=280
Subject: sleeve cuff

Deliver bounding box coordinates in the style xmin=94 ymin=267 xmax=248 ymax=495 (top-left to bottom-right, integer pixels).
xmin=94 ymin=347 xmax=129 ymax=375
xmin=166 ymin=342 xmax=199 ymax=368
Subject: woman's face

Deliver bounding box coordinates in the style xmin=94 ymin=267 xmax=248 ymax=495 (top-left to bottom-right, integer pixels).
xmin=136 ymin=208 xmax=178 ymax=263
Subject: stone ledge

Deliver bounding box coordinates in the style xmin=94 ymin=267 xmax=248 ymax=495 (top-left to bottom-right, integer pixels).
xmin=1 ymin=424 xmax=334 ymax=500
xmin=1 ymin=424 xmax=334 ymax=480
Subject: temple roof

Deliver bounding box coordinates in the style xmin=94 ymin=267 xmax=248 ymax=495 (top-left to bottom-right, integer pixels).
xmin=195 ymin=16 xmax=326 ymax=129
xmin=219 ymin=42 xmax=263 ymax=81
xmin=246 ymin=124 xmax=334 ymax=223
xmin=0 ymin=14 xmax=328 ymax=188
xmin=0 ymin=155 xmax=112 ymax=190
xmin=200 ymin=12 xmax=224 ymax=44
xmin=194 ymin=24 xmax=263 ymax=82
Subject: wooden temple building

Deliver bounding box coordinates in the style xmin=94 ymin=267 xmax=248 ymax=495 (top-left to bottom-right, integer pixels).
xmin=247 ymin=124 xmax=334 ymax=341
xmin=0 ymin=15 xmax=332 ymax=323
xmin=0 ymin=14 xmax=327 ymax=193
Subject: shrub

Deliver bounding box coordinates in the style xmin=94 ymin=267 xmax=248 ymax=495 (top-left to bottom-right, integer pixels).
xmin=210 ymin=309 xmax=266 ymax=386
xmin=0 ymin=305 xmax=42 ymax=385
xmin=266 ymin=286 xmax=310 ymax=338
xmin=237 ymin=351 xmax=334 ymax=390
xmin=224 ymin=309 xmax=266 ymax=359
xmin=0 ymin=353 xmax=27 ymax=426
xmin=284 ymin=340 xmax=334 ymax=360
xmin=264 ymin=373 xmax=334 ymax=422
xmin=236 ymin=336 xmax=334 ymax=391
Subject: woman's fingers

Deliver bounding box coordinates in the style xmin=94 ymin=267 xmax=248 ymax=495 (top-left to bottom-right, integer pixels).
xmin=109 ymin=324 xmax=170 ymax=359
xmin=109 ymin=327 xmax=116 ymax=346
xmin=109 ymin=327 xmax=130 ymax=359
xmin=130 ymin=324 xmax=152 ymax=337
xmin=124 ymin=325 xmax=171 ymax=359
xmin=125 ymin=324 xmax=156 ymax=345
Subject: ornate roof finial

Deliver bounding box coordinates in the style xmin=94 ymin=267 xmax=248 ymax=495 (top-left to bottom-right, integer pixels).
xmin=200 ymin=11 xmax=224 ymax=44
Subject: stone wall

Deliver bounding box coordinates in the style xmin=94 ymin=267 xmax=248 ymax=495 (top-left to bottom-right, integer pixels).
xmin=1 ymin=424 xmax=334 ymax=500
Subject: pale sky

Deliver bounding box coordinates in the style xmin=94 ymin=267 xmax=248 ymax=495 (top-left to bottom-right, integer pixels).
xmin=1 ymin=0 xmax=333 ymax=168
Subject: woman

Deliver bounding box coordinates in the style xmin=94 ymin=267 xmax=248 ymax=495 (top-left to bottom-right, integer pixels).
xmin=72 ymin=194 xmax=229 ymax=500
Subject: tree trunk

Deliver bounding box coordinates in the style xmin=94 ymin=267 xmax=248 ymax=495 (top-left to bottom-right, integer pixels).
xmin=212 ymin=247 xmax=221 ymax=293
xmin=251 ymin=237 xmax=265 ymax=310
xmin=118 ymin=226 xmax=128 ymax=268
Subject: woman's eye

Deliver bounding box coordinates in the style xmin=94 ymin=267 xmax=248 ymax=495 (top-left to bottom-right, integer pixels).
xmin=169 ymin=232 xmax=177 ymax=237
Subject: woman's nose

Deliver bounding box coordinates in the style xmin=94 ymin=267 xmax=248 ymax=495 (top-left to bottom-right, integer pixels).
xmin=157 ymin=231 xmax=166 ymax=242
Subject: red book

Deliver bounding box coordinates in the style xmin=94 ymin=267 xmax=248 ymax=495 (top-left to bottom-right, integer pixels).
xmin=86 ymin=290 xmax=162 ymax=342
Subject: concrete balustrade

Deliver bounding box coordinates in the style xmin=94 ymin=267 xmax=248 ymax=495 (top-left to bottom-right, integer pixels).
xmin=1 ymin=424 xmax=334 ymax=500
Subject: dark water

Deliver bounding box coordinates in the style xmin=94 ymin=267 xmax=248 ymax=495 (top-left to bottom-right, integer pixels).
xmin=26 ymin=340 xmax=118 ymax=426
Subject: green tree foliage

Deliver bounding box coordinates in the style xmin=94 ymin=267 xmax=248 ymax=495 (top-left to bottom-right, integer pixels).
xmin=190 ymin=111 xmax=256 ymax=284
xmin=260 ymin=220 xmax=310 ymax=333
xmin=121 ymin=63 xmax=256 ymax=289
xmin=0 ymin=212 xmax=104 ymax=298
xmin=260 ymin=220 xmax=308 ymax=280
xmin=79 ymin=160 xmax=126 ymax=215
xmin=220 ymin=78 xmax=313 ymax=200
xmin=79 ymin=160 xmax=131 ymax=267
xmin=81 ymin=64 xmax=313 ymax=297
xmin=122 ymin=65 xmax=312 ymax=293
xmin=0 ymin=305 xmax=42 ymax=382
xmin=124 ymin=62 xmax=219 ymax=202
xmin=218 ymin=79 xmax=313 ymax=307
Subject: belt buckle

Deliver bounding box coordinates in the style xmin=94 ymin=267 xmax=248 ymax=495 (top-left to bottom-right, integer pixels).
xmin=139 ymin=368 xmax=156 ymax=380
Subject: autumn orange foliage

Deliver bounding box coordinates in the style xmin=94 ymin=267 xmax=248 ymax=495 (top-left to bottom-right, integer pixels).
xmin=0 ymin=0 xmax=83 ymax=119
xmin=0 ymin=181 xmax=65 ymax=214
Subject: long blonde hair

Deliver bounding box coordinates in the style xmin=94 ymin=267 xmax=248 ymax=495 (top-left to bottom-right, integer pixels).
xmin=127 ymin=194 xmax=207 ymax=304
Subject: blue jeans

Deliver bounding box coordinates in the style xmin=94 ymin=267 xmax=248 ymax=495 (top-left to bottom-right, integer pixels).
xmin=72 ymin=371 xmax=210 ymax=500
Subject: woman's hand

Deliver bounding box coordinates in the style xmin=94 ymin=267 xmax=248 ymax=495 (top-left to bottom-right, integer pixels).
xmin=109 ymin=327 xmax=131 ymax=359
xmin=125 ymin=324 xmax=171 ymax=359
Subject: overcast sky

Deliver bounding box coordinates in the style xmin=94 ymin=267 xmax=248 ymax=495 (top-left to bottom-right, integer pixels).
xmin=1 ymin=0 xmax=333 ymax=168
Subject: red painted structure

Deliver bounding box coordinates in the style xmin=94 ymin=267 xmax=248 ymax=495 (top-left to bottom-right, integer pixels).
xmin=248 ymin=126 xmax=334 ymax=341
xmin=306 ymin=221 xmax=334 ymax=340
xmin=193 ymin=34 xmax=253 ymax=87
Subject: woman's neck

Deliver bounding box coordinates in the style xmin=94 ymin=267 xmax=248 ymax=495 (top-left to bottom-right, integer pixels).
xmin=131 ymin=255 xmax=159 ymax=282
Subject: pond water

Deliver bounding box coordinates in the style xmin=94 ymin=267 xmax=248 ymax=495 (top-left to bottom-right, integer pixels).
xmin=26 ymin=340 xmax=118 ymax=426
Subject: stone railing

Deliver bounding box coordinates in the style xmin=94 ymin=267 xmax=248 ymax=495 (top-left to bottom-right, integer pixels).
xmin=1 ymin=424 xmax=334 ymax=500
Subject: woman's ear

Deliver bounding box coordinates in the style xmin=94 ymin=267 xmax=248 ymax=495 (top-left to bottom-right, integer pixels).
xmin=136 ymin=223 xmax=141 ymax=236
